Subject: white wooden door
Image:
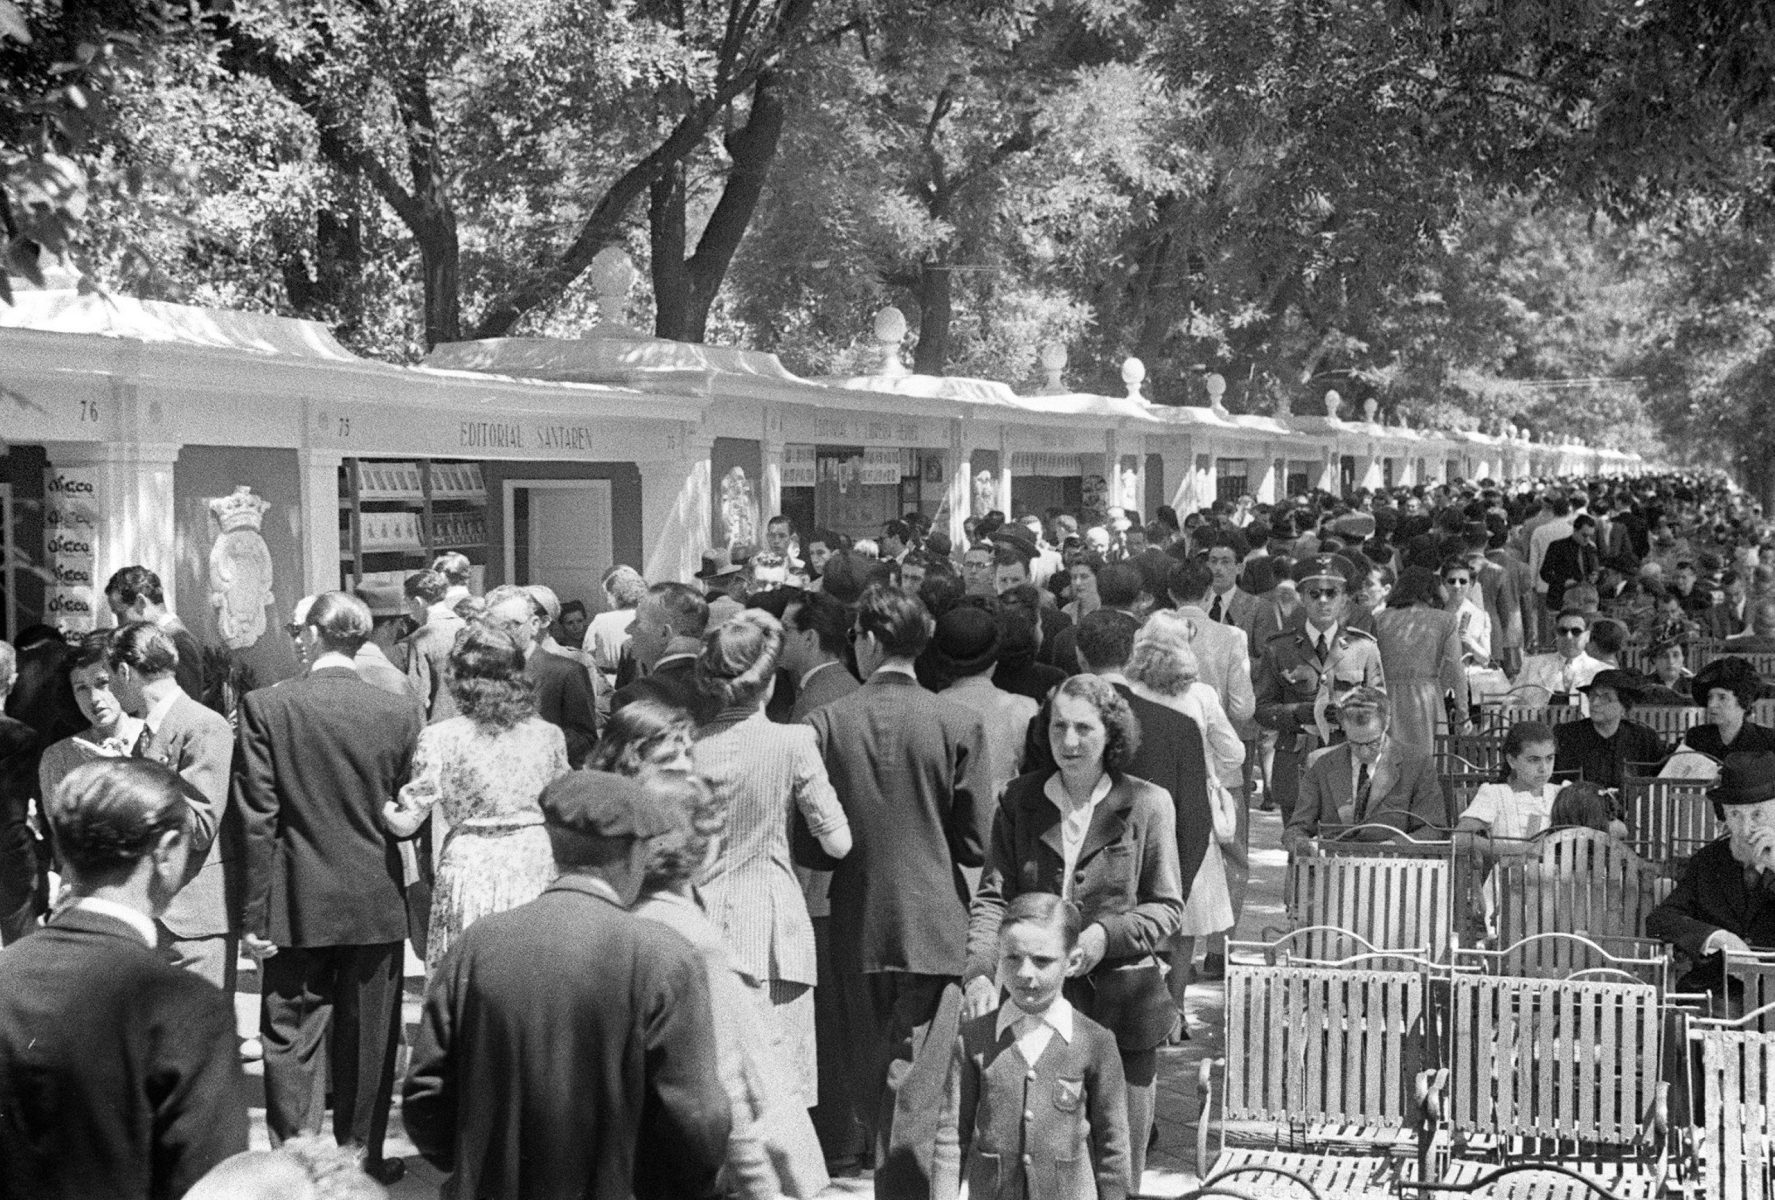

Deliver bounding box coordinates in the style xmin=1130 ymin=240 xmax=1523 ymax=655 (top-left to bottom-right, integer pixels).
xmin=504 ymin=480 xmax=613 ymax=611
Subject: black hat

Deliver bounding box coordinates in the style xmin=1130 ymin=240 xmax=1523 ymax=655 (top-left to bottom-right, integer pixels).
xmin=990 ymin=529 xmax=1039 ymax=562
xmin=1693 ymin=656 xmax=1764 ymax=709
xmin=695 ymin=547 xmax=744 ymax=580
xmin=929 ymin=605 xmax=1001 ymax=678
xmin=1711 ymin=752 xmax=1775 ymax=807
xmin=1580 ymin=669 xmax=1649 ymax=703
xmin=539 ymin=771 xmax=676 ymax=839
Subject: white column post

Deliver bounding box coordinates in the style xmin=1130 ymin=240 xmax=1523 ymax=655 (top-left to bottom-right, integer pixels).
xmin=297 ymin=449 xmax=345 ymax=595
xmin=43 ymin=440 xmax=181 ymax=614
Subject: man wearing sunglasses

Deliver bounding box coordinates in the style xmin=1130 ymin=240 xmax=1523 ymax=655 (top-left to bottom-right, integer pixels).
xmin=1515 ymin=608 xmax=1607 ymax=704
xmin=1254 ymin=554 xmax=1384 ymax=821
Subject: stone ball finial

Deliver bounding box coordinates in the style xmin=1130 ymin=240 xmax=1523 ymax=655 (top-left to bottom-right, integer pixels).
xmin=872 ymin=306 xmax=909 ymax=376
xmin=1362 ymin=396 xmax=1379 ymax=423
xmin=589 ymin=246 xmax=639 ymax=327
xmin=1325 ymin=388 xmax=1343 ymax=418
xmin=1039 ymin=342 xmax=1068 ymax=394
xmin=1203 ymin=372 xmax=1229 ymax=416
xmin=1122 ymin=357 xmax=1146 ymax=401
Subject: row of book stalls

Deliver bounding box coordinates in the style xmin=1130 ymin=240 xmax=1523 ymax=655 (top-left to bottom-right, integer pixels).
xmin=0 ymin=262 xmax=1643 ymax=686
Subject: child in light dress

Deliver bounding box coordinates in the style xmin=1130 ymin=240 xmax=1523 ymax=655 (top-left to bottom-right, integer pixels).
xmin=1457 ymin=720 xmax=1563 ymax=845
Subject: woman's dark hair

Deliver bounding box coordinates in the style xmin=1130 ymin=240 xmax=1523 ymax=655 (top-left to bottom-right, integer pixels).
xmin=1000 ymin=891 xmax=1082 ymax=952
xmin=589 ymin=699 xmax=693 ymax=777
xmin=640 ymin=771 xmax=725 ymax=894
xmin=1050 ymin=674 xmax=1141 ymax=775
xmin=48 ymin=758 xmax=190 ymax=882
xmin=71 ymin=628 xmax=115 ymax=672
xmin=696 ymin=609 xmax=783 ymax=710
xmin=1551 ymin=781 xmax=1614 ymax=832
xmin=446 ymin=622 xmax=535 ymax=731
xmin=1387 ymin=566 xmax=1444 ymax=609
xmin=1501 ymin=720 xmax=1556 ymax=782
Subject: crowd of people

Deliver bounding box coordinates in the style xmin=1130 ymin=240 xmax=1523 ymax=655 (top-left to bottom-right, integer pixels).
xmin=0 ymin=470 xmax=1772 ymax=1200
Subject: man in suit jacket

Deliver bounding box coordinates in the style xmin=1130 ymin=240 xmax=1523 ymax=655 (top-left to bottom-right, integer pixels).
xmin=611 ymin=582 xmax=720 ymax=725
xmin=399 ymin=568 xmax=465 ymax=722
xmin=1646 ymin=752 xmax=1775 ymax=998
xmin=1255 ymin=555 xmax=1385 ymax=823
xmin=104 ymin=565 xmax=207 ymax=703
xmin=403 ymin=771 xmax=730 ymax=1200
xmin=783 ymin=592 xmax=860 ymax=722
xmin=236 ymin=592 xmax=423 ymax=1184
xmin=1462 ymin=530 xmax=1524 ymax=676
xmin=483 ymin=586 xmax=598 ymax=766
xmin=803 ymin=584 xmax=988 ymax=1167
xmin=107 ymin=621 xmax=238 ymax=988
xmin=1197 ymin=531 xmax=1282 ymax=655
xmin=1283 ymin=688 xmax=1449 ymax=855
xmin=0 ymin=642 xmax=42 ymax=946
xmin=0 ymin=757 xmax=247 ymax=1198
xmin=1702 ymin=570 xmax=1752 ymax=640
xmin=1539 ymin=516 xmax=1600 ymax=612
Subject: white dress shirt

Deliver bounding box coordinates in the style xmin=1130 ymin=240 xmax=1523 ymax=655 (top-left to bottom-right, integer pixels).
xmin=1044 ymin=773 xmax=1113 ymax=899
xmin=994 ymin=994 xmax=1076 ymax=1065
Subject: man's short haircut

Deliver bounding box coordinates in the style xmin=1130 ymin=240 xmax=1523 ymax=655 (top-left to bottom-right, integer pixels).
xmin=1096 ymin=562 xmax=1144 ymax=609
xmin=993 ymin=543 xmax=1032 ymax=569
xmin=819 ymin=550 xmax=872 ymax=606
xmin=48 ymin=758 xmax=190 ymax=882
xmin=854 ymin=584 xmax=932 ymax=659
xmin=1588 ymin=618 xmax=1629 ymax=658
xmin=743 ymin=586 xmax=799 ymax=621
xmin=430 ymin=551 xmax=472 ymax=586
xmin=1075 ymin=608 xmax=1140 ymax=671
xmin=1200 ymin=528 xmax=1250 ymax=559
xmin=789 ymin=591 xmax=851 ymax=656
xmin=404 ymin=569 xmax=449 ymax=605
xmin=1572 ymin=514 xmax=1597 ymax=532
xmin=999 ymin=891 xmax=1081 ymax=952
xmin=882 ymin=519 xmax=911 ymax=543
xmin=103 ymin=565 xmax=164 ymax=608
xmin=1556 ymin=607 xmax=1591 ymax=628
xmin=305 ymin=591 xmax=374 ymax=655
xmin=560 ymin=599 xmax=588 ymax=620
xmin=808 ymin=528 xmax=845 ymax=550
xmin=643 ymin=582 xmax=711 ymax=640
xmin=767 ymin=514 xmax=793 ymax=530
xmin=1168 ymin=557 xmax=1213 ymax=601
xmin=108 ymin=621 xmax=180 ymax=677
xmin=601 ymin=565 xmax=648 ymax=608
xmin=484 ymin=584 xmax=543 ymax=622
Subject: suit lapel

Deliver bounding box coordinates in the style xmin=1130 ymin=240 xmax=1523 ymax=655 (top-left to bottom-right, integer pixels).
xmin=1326 ymin=746 xmax=1354 ymax=820
xmin=1368 ymin=747 xmax=1400 ymax=816
xmin=1076 ymin=777 xmax=1133 ymax=866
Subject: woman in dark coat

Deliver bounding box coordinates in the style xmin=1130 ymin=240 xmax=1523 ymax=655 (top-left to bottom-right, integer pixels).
xmin=961 ymin=674 xmax=1184 ymax=1194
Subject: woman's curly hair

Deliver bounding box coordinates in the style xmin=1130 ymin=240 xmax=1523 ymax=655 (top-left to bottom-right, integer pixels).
xmin=1126 ymin=610 xmax=1200 ymax=698
xmin=446 ymin=622 xmax=535 ymax=732
xmin=695 ymin=608 xmax=783 ymax=711
xmin=1050 ymin=674 xmax=1141 ymax=776
xmin=641 ymin=771 xmax=727 ymax=893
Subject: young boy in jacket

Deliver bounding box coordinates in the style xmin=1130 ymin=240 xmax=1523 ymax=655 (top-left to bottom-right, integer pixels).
xmin=933 ymin=893 xmax=1131 ymax=1200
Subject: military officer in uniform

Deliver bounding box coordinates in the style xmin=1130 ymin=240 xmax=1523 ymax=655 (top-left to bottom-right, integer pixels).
xmin=1253 ymin=554 xmax=1385 ymax=822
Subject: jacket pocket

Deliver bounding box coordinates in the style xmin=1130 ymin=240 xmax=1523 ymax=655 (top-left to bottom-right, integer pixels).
xmin=1052 ymin=1076 xmax=1085 ymax=1112
xmin=967 ymin=1150 xmax=1001 ymax=1199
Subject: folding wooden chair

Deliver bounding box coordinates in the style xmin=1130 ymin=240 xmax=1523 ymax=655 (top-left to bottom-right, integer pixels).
xmin=1491 ymin=829 xmax=1671 ymax=951
xmin=1494 ymin=702 xmax=1585 ymax=729
xmin=1435 ymin=734 xmax=1506 ymax=776
xmin=1724 ymin=949 xmax=1775 ymax=1031
xmin=1621 ymin=777 xmax=1722 ymax=870
xmin=1453 ymin=931 xmax=1670 ymax=989
xmin=1440 ymin=773 xmax=1494 ymax=823
xmin=1431 ymin=973 xmax=1673 ymax=1198
xmin=1683 ymin=1002 xmax=1775 ymax=1200
xmin=1285 ymin=840 xmax=1458 ymax=964
xmin=1625 ymin=705 xmax=1707 ymax=739
xmin=1200 ymin=952 xmax=1448 ymax=1198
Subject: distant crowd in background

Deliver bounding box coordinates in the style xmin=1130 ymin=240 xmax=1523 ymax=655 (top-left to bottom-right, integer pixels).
xmin=0 ymin=468 xmax=1772 ymax=1200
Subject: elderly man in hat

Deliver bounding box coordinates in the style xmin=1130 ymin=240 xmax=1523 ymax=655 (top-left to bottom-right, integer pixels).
xmin=931 ymin=603 xmax=1036 ymax=802
xmin=1283 ymin=686 xmax=1447 ymax=856
xmin=403 ymin=770 xmax=731 ymax=1200
xmin=1553 ymin=669 xmax=1669 ymax=792
xmin=1254 ymin=553 xmax=1385 ymax=820
xmin=1647 ymin=751 xmax=1775 ymax=998
xmin=699 ymin=547 xmax=750 ymax=629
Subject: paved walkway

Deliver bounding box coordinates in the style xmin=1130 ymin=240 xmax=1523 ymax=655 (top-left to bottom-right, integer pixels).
xmin=237 ymin=808 xmax=1291 ymax=1198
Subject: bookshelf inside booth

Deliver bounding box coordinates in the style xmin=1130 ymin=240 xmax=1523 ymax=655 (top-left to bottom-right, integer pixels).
xmin=339 ymin=457 xmax=490 ymax=595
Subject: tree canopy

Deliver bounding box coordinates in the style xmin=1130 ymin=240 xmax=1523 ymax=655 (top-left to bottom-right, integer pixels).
xmin=4 ymin=0 xmax=1774 ymax=486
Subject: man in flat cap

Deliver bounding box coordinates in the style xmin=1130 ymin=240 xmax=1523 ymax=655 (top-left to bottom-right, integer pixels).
xmin=1647 ymin=752 xmax=1775 ymax=998
xmin=1254 ymin=554 xmax=1384 ymax=820
xmin=404 ymin=770 xmax=730 ymax=1200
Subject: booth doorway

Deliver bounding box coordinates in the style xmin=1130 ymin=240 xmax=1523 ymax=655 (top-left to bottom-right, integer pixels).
xmin=504 ymin=480 xmax=614 ymax=613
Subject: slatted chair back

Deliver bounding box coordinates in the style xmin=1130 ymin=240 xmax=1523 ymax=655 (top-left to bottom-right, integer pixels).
xmin=1494 ymin=703 xmax=1586 ymax=729
xmin=1621 ymin=776 xmax=1721 ymax=867
xmin=1222 ymin=961 xmax=1432 ymax=1129
xmin=1447 ymin=973 xmax=1667 ymax=1157
xmin=1286 ymin=842 xmax=1455 ymax=963
xmin=1627 ymin=705 xmax=1708 ymax=737
xmin=1688 ymin=639 xmax=1724 ymax=670
xmin=1725 ymin=950 xmax=1775 ymax=1033
xmin=1492 ymin=829 xmax=1668 ymax=952
xmin=1757 ymin=698 xmax=1775 ymax=725
xmin=1454 ymin=932 xmax=1669 ymax=989
xmin=1739 ymin=651 xmax=1775 ymax=681
xmin=1441 ymin=772 xmax=1494 ymax=821
xmin=1233 ymin=928 xmax=1432 ymax=971
xmin=1436 ymin=733 xmax=1507 ymax=775
xmin=1686 ymin=1003 xmax=1775 ymax=1200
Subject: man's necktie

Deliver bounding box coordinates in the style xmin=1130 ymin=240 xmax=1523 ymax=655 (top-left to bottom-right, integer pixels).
xmin=1355 ymin=762 xmax=1373 ymax=820
xmin=131 ymin=726 xmax=155 ymax=760
xmin=1315 ymin=634 xmax=1329 ymax=664
xmin=1209 ymin=594 xmax=1224 ymax=623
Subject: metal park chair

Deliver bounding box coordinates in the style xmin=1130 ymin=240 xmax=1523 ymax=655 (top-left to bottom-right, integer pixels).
xmin=1435 ymin=733 xmax=1507 ymax=776
xmin=1432 ymin=972 xmax=1673 ymax=1199
xmin=1625 ymin=705 xmax=1708 ymax=738
xmin=1284 ymin=840 xmax=1459 ymax=964
xmin=1490 ymin=829 xmax=1671 ymax=953
xmin=1492 ymin=702 xmax=1585 ymax=730
xmin=1453 ymin=932 xmax=1670 ymax=990
xmin=1723 ymin=949 xmax=1775 ymax=1032
xmin=1620 ymin=777 xmax=1722 ymax=871
xmin=1683 ymin=1002 xmax=1775 ymax=1200
xmin=1200 ymin=951 xmax=1449 ymax=1198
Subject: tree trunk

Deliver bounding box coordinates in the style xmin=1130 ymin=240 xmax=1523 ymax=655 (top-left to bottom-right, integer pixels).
xmin=651 ymin=73 xmax=788 ymax=342
xmin=913 ymin=261 xmax=952 ymax=375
